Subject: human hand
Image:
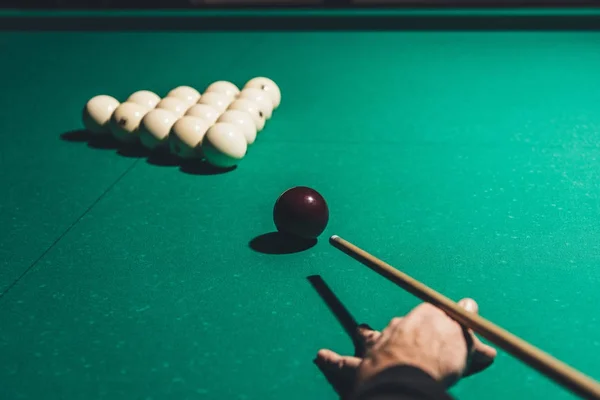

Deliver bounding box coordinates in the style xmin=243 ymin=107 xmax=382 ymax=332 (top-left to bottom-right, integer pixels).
xmin=315 ymin=298 xmax=497 ymax=395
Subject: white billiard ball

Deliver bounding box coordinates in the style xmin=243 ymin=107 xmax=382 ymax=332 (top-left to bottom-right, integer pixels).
xmin=205 ymin=81 xmax=240 ymax=99
xmin=202 ymin=122 xmax=247 ymax=169
xmin=167 ymin=86 xmax=201 ymax=106
xmin=82 ymin=95 xmax=120 ymax=134
xmin=227 ymin=98 xmax=265 ymax=131
xmin=244 ymin=77 xmax=280 ymax=109
xmin=139 ymin=109 xmax=178 ymax=150
xmin=169 ymin=116 xmax=210 ymax=160
xmin=127 ymin=90 xmax=161 ymax=110
xmin=239 ymin=88 xmax=273 ymax=119
xmin=109 ymin=102 xmax=148 ymax=143
xmin=198 ymin=92 xmax=232 ymax=113
xmin=156 ymin=97 xmax=188 ymax=118
xmin=217 ymin=110 xmax=256 ymax=145
xmin=185 ymin=104 xmax=220 ymax=125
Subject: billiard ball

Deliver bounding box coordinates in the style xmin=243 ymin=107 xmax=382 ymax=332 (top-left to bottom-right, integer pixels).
xmin=156 ymin=97 xmax=188 ymax=118
xmin=273 ymin=187 xmax=329 ymax=240
xmin=185 ymin=104 xmax=220 ymax=125
xmin=139 ymin=108 xmax=178 ymax=150
xmin=82 ymin=95 xmax=120 ymax=134
xmin=198 ymin=92 xmax=232 ymax=114
xmin=169 ymin=116 xmax=210 ymax=159
xmin=217 ymin=110 xmax=256 ymax=145
xmin=227 ymin=99 xmax=265 ymax=131
xmin=205 ymin=81 xmax=240 ymax=99
xmin=167 ymin=86 xmax=201 ymax=106
xmin=244 ymin=77 xmax=281 ymax=109
xmin=202 ymin=122 xmax=247 ymax=168
xmin=127 ymin=90 xmax=161 ymax=110
xmin=239 ymin=88 xmax=273 ymax=119
xmin=109 ymin=102 xmax=148 ymax=143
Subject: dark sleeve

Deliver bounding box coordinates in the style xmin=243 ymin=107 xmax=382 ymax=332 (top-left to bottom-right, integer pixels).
xmin=350 ymin=365 xmax=454 ymax=400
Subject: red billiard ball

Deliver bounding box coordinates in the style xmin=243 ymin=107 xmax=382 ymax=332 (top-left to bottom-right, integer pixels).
xmin=273 ymin=186 xmax=329 ymax=240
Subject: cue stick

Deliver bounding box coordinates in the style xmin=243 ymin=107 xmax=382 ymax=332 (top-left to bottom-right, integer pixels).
xmin=329 ymin=235 xmax=600 ymax=400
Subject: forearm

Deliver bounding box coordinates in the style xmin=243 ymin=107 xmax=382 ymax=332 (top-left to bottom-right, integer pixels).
xmin=350 ymin=366 xmax=454 ymax=400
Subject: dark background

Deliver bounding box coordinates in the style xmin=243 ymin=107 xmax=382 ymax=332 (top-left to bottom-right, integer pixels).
xmin=3 ymin=0 xmax=600 ymax=9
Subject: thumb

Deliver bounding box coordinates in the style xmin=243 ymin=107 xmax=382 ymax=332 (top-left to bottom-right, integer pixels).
xmin=315 ymin=349 xmax=362 ymax=371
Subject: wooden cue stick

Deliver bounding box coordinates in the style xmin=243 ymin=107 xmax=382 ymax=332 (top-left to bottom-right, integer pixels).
xmin=329 ymin=235 xmax=600 ymax=400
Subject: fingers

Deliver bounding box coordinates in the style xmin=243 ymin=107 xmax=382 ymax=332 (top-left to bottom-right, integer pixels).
xmin=354 ymin=324 xmax=381 ymax=358
xmin=315 ymin=349 xmax=362 ymax=371
xmin=458 ymin=298 xmax=478 ymax=314
xmin=457 ymin=298 xmax=497 ymax=377
xmin=464 ymin=336 xmax=497 ymax=377
xmin=357 ymin=324 xmax=382 ymax=347
xmin=314 ymin=349 xmax=362 ymax=398
xmin=457 ymin=298 xmax=477 ymax=358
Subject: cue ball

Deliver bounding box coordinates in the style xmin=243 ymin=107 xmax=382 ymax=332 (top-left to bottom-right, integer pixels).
xmin=156 ymin=97 xmax=189 ymax=118
xmin=227 ymin=98 xmax=265 ymax=131
xmin=169 ymin=116 xmax=210 ymax=159
xmin=205 ymin=81 xmax=240 ymax=99
xmin=185 ymin=104 xmax=220 ymax=125
xmin=167 ymin=86 xmax=201 ymax=106
xmin=273 ymin=187 xmax=329 ymax=240
xmin=82 ymin=94 xmax=120 ymax=134
xmin=244 ymin=77 xmax=281 ymax=109
xmin=198 ymin=92 xmax=232 ymax=113
xmin=139 ymin=108 xmax=178 ymax=150
xmin=217 ymin=110 xmax=257 ymax=145
xmin=202 ymin=122 xmax=247 ymax=168
xmin=239 ymin=88 xmax=273 ymax=119
xmin=109 ymin=102 xmax=148 ymax=143
xmin=127 ymin=90 xmax=161 ymax=110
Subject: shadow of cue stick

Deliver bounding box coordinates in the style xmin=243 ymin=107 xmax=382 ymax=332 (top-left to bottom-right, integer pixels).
xmin=307 ymin=275 xmax=366 ymax=357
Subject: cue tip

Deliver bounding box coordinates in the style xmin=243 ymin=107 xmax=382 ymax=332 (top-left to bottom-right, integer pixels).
xmin=329 ymin=235 xmax=340 ymax=242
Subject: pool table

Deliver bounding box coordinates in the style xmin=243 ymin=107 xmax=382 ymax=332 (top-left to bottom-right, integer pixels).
xmin=2 ymin=7 xmax=600 ymax=400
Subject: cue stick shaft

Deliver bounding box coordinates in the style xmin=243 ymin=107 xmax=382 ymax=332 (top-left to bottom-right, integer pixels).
xmin=329 ymin=235 xmax=600 ymax=400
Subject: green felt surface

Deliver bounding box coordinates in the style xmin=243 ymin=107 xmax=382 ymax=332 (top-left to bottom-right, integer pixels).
xmin=2 ymin=12 xmax=600 ymax=400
